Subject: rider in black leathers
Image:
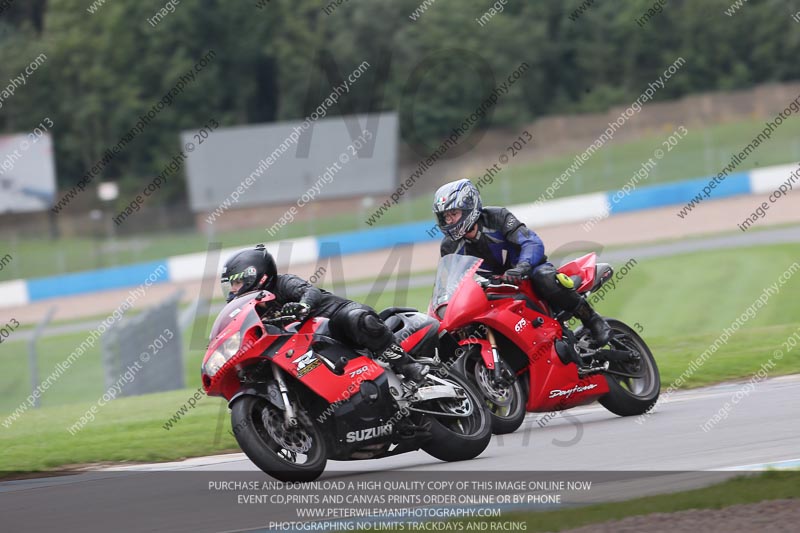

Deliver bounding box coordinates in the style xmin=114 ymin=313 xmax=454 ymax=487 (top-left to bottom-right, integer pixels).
xmin=221 ymin=245 xmax=429 ymax=382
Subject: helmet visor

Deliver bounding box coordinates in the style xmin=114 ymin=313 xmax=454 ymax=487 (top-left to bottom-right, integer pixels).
xmin=435 ymin=208 xmax=465 ymax=226
xmin=435 ymin=208 xmax=473 ymax=240
xmin=221 ymin=265 xmax=258 ymax=301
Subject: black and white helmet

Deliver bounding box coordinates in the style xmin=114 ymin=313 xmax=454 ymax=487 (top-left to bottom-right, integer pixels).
xmin=220 ymin=244 xmax=277 ymax=302
xmin=432 ymin=179 xmax=482 ymax=240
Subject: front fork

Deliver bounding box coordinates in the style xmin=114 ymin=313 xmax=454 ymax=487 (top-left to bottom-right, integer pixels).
xmin=271 ymin=364 xmax=298 ymax=427
xmin=485 ymin=328 xmax=503 ymax=384
xmin=470 ymin=327 xmax=513 ymax=387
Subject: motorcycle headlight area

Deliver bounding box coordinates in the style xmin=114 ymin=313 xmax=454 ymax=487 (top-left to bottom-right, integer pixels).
xmin=204 ymin=331 xmax=242 ymax=377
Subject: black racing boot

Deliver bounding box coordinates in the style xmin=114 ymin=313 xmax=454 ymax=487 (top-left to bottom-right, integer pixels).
xmin=381 ymin=343 xmax=429 ymax=383
xmin=573 ymin=299 xmax=611 ymax=347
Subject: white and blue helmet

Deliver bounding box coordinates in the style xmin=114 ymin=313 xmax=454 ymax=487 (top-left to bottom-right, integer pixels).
xmin=432 ymin=179 xmax=482 ymax=240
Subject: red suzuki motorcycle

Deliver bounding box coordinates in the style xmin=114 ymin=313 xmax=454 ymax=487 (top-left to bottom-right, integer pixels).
xmin=201 ymin=291 xmax=491 ymax=482
xmin=429 ymin=253 xmax=660 ymax=434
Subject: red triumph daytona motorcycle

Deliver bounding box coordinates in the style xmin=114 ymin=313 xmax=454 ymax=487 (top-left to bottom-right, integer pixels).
xmin=201 ymin=291 xmax=491 ymax=482
xmin=428 ymin=253 xmax=661 ymax=434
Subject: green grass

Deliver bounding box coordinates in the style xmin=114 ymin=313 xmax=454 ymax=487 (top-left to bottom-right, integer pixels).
xmin=0 ymin=330 xmax=106 ymax=413
xmin=3 ymin=115 xmax=800 ymax=280
xmin=647 ymin=324 xmax=800 ymax=388
xmin=579 ymin=244 xmax=800 ymax=340
xmin=0 ymin=388 xmax=235 ymax=473
xmin=0 ymin=315 xmax=212 ymax=414
xmin=356 ymin=471 xmax=799 ymax=532
xmin=507 ymin=471 xmax=800 ymax=533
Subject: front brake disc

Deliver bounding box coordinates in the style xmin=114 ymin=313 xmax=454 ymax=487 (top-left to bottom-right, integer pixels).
xmin=474 ymin=364 xmax=512 ymax=406
xmin=262 ymin=407 xmax=312 ymax=454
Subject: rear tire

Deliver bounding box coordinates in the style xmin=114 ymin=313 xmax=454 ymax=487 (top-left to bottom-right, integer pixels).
xmin=230 ymin=395 xmax=327 ymax=482
xmin=421 ymin=372 xmax=492 ymax=462
xmin=597 ymin=319 xmax=660 ymax=417
xmin=458 ymin=354 xmax=527 ymax=435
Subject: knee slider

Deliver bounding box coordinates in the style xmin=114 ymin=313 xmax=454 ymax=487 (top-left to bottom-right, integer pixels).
xmin=555 ymin=272 xmax=575 ymax=289
xmin=532 ymin=265 xmax=581 ymax=312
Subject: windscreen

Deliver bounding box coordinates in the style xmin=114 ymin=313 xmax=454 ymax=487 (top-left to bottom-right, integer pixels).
xmin=430 ymin=254 xmax=483 ymax=311
xmin=209 ymin=292 xmax=265 ymax=341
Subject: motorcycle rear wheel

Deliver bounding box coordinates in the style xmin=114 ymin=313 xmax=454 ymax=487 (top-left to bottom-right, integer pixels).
xmin=230 ymin=395 xmax=327 ymax=482
xmin=597 ymin=319 xmax=660 ymax=416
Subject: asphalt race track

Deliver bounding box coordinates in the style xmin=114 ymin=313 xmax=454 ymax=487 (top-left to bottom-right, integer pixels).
xmin=2 ymin=375 xmax=798 ymax=533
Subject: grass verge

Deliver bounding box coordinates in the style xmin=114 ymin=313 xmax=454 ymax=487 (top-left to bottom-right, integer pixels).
xmin=356 ymin=471 xmax=799 ymax=532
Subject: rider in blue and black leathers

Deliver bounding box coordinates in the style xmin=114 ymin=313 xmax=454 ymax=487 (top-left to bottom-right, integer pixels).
xmin=434 ymin=179 xmax=611 ymax=349
xmin=439 ymin=206 xmax=545 ymax=277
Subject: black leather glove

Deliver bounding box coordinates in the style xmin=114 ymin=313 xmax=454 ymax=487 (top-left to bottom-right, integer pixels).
xmin=503 ymin=261 xmax=532 ymax=283
xmin=281 ymin=302 xmax=310 ymax=318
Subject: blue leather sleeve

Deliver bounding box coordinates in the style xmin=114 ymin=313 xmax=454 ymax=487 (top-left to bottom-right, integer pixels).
xmin=503 ymin=212 xmax=544 ymax=266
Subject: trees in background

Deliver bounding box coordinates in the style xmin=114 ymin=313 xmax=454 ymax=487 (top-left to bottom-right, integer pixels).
xmin=0 ymin=0 xmax=798 ymax=206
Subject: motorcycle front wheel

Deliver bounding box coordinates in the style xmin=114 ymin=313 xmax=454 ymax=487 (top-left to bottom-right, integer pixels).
xmin=457 ymin=352 xmax=527 ymax=435
xmin=230 ymin=395 xmax=327 ymax=482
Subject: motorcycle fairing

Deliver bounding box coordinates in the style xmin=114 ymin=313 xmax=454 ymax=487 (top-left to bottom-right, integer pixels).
xmin=458 ymin=338 xmax=495 ymax=370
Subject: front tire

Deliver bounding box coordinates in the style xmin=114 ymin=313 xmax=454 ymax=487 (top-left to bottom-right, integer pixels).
xmin=230 ymin=395 xmax=327 ymax=482
xmin=458 ymin=354 xmax=527 ymax=435
xmin=421 ymin=372 xmax=492 ymax=462
xmin=597 ymin=319 xmax=660 ymax=416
